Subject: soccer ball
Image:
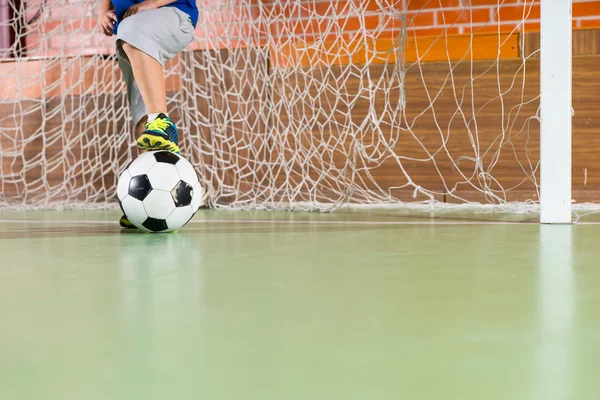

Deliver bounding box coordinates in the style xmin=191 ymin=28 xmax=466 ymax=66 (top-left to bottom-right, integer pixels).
xmin=117 ymin=151 xmax=204 ymax=232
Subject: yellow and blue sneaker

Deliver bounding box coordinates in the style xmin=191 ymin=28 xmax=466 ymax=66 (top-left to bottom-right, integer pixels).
xmin=137 ymin=113 xmax=180 ymax=154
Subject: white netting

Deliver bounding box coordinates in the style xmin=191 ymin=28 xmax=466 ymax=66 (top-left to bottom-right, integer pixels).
xmin=0 ymin=0 xmax=558 ymax=212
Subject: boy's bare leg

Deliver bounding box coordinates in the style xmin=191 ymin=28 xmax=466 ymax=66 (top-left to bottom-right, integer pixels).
xmin=121 ymin=42 xmax=166 ymax=114
xmin=121 ymin=42 xmax=179 ymax=153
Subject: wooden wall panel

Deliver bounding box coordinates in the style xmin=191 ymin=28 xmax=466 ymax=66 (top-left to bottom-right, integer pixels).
xmin=270 ymin=55 xmax=600 ymax=204
xmin=522 ymin=29 xmax=600 ymax=58
xmin=400 ymin=57 xmax=540 ymax=203
xmin=572 ymin=55 xmax=600 ymax=203
xmin=270 ymin=57 xmax=539 ymax=203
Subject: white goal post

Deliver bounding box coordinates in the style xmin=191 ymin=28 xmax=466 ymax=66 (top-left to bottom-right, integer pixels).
xmin=540 ymin=0 xmax=573 ymax=224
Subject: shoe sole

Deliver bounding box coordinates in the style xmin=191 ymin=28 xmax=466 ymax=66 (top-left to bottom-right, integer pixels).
xmin=137 ymin=133 xmax=180 ymax=154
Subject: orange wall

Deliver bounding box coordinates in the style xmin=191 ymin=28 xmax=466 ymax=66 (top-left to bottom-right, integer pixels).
xmin=21 ymin=0 xmax=600 ymax=57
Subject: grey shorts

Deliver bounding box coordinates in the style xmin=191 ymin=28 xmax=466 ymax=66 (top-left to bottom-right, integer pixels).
xmin=116 ymin=7 xmax=194 ymax=126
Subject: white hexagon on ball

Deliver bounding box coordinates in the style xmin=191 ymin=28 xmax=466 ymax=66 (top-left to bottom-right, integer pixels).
xmin=120 ymin=195 xmax=148 ymax=227
xmin=143 ymin=190 xmax=176 ymax=220
xmin=147 ymin=163 xmax=180 ymax=191
xmin=176 ymin=159 xmax=199 ymax=187
xmin=117 ymin=169 xmax=131 ymax=201
xmin=167 ymin=206 xmax=195 ymax=230
xmin=127 ymin=152 xmax=157 ymax=177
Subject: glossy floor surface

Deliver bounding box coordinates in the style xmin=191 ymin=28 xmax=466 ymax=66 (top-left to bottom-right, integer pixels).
xmin=1 ymin=209 xmax=599 ymax=399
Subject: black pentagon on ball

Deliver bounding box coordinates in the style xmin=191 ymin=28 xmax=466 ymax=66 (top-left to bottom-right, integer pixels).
xmin=142 ymin=217 xmax=169 ymax=232
xmin=154 ymin=151 xmax=180 ymax=165
xmin=171 ymin=180 xmax=193 ymax=207
xmin=129 ymin=174 xmax=153 ymax=201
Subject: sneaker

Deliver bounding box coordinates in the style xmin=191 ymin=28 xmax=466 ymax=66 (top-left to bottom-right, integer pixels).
xmin=119 ymin=214 xmax=138 ymax=229
xmin=137 ymin=113 xmax=180 ymax=154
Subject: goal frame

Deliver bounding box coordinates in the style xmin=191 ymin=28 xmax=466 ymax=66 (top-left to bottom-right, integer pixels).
xmin=540 ymin=0 xmax=573 ymax=223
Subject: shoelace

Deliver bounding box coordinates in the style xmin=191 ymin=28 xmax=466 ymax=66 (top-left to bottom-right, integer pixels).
xmin=146 ymin=118 xmax=172 ymax=133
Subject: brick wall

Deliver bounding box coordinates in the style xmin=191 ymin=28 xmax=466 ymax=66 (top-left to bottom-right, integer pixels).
xmin=17 ymin=0 xmax=600 ymax=58
xmin=405 ymin=0 xmax=600 ymax=34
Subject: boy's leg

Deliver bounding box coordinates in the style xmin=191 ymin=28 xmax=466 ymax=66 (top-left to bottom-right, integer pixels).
xmin=115 ymin=8 xmax=193 ymax=227
xmin=116 ymin=8 xmax=194 ymax=154
xmin=120 ymin=43 xmax=167 ymax=115
xmin=119 ymin=40 xmax=179 ymax=153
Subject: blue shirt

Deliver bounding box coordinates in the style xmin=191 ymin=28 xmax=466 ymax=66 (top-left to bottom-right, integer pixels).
xmin=111 ymin=0 xmax=198 ymax=33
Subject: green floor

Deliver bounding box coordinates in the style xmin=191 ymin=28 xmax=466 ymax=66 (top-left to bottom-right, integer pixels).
xmin=1 ymin=209 xmax=599 ymax=399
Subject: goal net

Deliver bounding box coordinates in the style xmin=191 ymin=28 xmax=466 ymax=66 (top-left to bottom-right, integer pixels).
xmin=1 ymin=0 xmax=546 ymax=212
